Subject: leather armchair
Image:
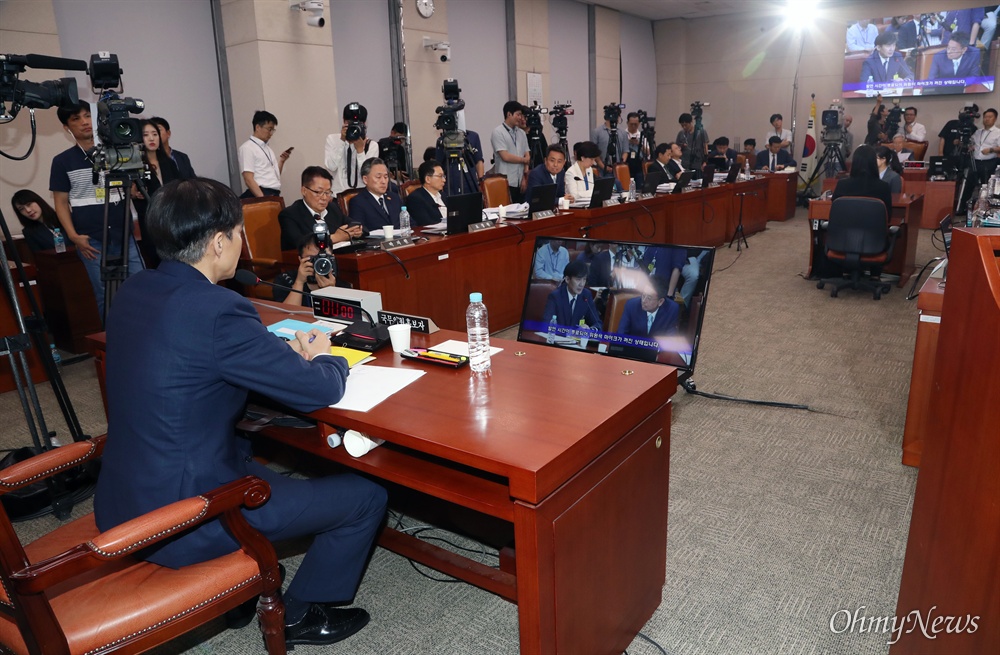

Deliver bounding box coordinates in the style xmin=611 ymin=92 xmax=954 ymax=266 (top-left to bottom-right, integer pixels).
xmin=238 ymin=197 xmax=291 ymax=301
xmin=817 ymin=197 xmax=899 ymax=299
xmin=479 ymin=174 xmax=511 ymax=208
xmin=0 ymin=436 xmax=286 ymax=655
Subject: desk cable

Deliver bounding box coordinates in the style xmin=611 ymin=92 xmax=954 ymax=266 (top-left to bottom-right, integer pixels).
xmin=681 ymin=378 xmax=856 ymax=418
xmin=382 ymin=246 xmax=410 ymax=279
xmin=631 ymin=201 xmax=656 ymax=239
xmin=501 ymin=219 xmax=526 ymax=245
xmin=623 ymin=631 xmax=670 ymax=654
xmin=388 ymin=510 xmax=500 ymax=583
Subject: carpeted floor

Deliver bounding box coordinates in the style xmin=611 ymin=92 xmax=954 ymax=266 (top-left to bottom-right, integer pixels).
xmin=3 ymin=208 xmax=942 ymax=654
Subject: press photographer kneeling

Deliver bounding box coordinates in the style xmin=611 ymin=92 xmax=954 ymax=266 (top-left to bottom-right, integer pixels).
xmin=273 ymin=223 xmax=343 ymax=307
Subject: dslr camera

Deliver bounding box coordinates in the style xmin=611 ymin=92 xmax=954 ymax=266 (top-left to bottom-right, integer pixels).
xmin=603 ymin=102 xmax=625 ymax=124
xmin=310 ymin=221 xmax=335 ymax=278
xmin=344 ymin=102 xmax=366 ymax=142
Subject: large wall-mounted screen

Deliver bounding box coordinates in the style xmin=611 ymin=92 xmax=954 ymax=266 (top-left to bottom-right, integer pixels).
xmin=841 ymin=9 xmax=997 ymax=98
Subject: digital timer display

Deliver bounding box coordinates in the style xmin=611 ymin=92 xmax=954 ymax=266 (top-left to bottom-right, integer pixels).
xmin=312 ymin=296 xmax=362 ymax=322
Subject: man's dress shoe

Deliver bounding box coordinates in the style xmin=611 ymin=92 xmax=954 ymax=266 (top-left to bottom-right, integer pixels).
xmin=285 ymin=604 xmax=370 ymax=647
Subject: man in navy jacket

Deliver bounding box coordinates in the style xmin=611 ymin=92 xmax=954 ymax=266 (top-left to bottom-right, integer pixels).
xmin=617 ymin=275 xmax=680 ymax=338
xmin=541 ymin=259 xmax=602 ymax=328
xmin=525 ymin=144 xmax=573 ymax=204
xmin=348 ymin=157 xmax=402 ymax=231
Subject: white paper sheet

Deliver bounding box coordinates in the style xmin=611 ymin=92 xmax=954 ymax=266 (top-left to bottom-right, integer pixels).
xmin=331 ymin=365 xmax=425 ymax=412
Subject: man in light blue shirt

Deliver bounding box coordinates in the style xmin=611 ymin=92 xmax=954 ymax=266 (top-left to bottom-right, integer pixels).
xmin=491 ymin=101 xmax=530 ymax=202
xmin=533 ymin=239 xmax=569 ymax=281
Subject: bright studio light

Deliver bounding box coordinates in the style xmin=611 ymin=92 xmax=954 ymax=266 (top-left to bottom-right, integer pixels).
xmin=783 ymin=0 xmax=819 ymax=31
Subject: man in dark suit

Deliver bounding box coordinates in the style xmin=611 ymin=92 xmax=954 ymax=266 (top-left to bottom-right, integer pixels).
xmin=756 ymin=136 xmax=796 ymax=171
xmin=525 ymin=144 xmax=572 ymax=204
xmin=151 ymin=116 xmax=196 ymax=179
xmin=348 ymin=158 xmax=403 ymax=232
xmin=94 ymin=178 xmax=386 ymax=648
xmin=587 ymin=243 xmax=617 ymax=288
xmin=859 ymin=31 xmax=914 ymax=83
xmin=648 ymin=143 xmax=673 ymax=181
xmin=541 ymin=259 xmax=602 ymax=328
xmin=928 ymin=32 xmax=982 ymax=81
xmin=617 ymin=275 xmax=680 ymax=338
xmin=279 ymin=166 xmax=362 ymax=250
xmin=708 ymin=137 xmax=739 ymax=167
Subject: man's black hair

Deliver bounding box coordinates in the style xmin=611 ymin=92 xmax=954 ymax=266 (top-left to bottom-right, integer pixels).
xmin=252 ymin=110 xmax=278 ymax=129
xmin=301 ymin=166 xmax=332 ymax=187
xmin=654 ymin=143 xmax=670 ymax=157
xmin=983 ymin=108 xmax=998 ymax=119
xmin=563 ymin=259 xmax=588 ymax=280
xmin=503 ymin=100 xmax=524 ymax=118
xmin=678 ymin=113 xmax=693 ymax=124
xmin=744 ymin=138 xmax=757 ymax=148
xmin=874 ymin=31 xmax=897 ymax=47
xmin=56 ymin=99 xmax=89 ymax=126
xmin=904 ymin=106 xmax=918 ymax=115
xmin=391 ymin=121 xmax=407 ymax=134
xmin=296 ymin=231 xmax=318 ymax=255
xmin=148 ymin=178 xmax=243 ymax=264
xmin=545 ymin=144 xmax=566 ymax=158
xmin=422 ymin=146 xmax=437 ymax=162
xmin=417 ymin=159 xmax=441 ymax=184
xmin=626 ymin=112 xmax=639 ymax=121
xmin=768 ymin=135 xmax=783 ymax=146
xmin=769 ymin=113 xmax=783 ymax=124
xmin=360 ymin=157 xmax=386 ymax=178
xmin=949 ymin=31 xmax=970 ymax=48
xmin=714 ymin=136 xmax=730 ymax=147
xmin=150 ymin=116 xmax=170 ymax=131
xmin=649 ymin=274 xmax=670 ymax=300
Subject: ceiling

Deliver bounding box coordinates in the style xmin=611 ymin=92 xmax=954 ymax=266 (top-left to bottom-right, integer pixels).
xmin=575 ymin=0 xmax=868 ymax=21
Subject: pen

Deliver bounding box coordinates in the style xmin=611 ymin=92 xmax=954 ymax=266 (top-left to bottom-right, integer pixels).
xmin=308 ymin=334 xmax=317 ymax=343
xmin=419 ymin=351 xmax=463 ymax=363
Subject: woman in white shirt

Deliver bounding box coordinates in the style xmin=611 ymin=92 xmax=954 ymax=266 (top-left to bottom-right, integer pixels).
xmin=565 ymin=141 xmax=601 ymax=202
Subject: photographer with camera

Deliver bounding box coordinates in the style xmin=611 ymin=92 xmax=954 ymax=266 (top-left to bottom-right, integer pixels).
xmin=865 ymin=94 xmax=889 ymax=146
xmin=325 ymin=102 xmax=378 ymax=197
xmin=591 ymin=105 xmax=629 ymax=176
xmin=491 ymin=100 xmax=530 ymax=202
xmin=273 ymin=231 xmax=339 ymax=307
xmin=50 ymin=100 xmax=145 ymax=320
xmin=238 ymin=110 xmax=290 ymax=198
xmin=955 ymin=107 xmax=1000 ymax=212
xmin=938 ymin=103 xmax=979 ymax=159
xmin=677 ymin=110 xmax=709 ymax=172
xmin=895 ymin=107 xmax=926 ymax=142
xmin=279 ymin=166 xmax=361 ymax=251
xmin=378 ymin=122 xmax=411 ymax=184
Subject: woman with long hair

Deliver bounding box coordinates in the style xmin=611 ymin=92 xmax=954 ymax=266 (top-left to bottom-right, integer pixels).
xmin=10 ymin=190 xmax=62 ymax=252
xmin=133 ymin=119 xmax=180 ymax=266
xmin=832 ymin=145 xmax=893 ymax=216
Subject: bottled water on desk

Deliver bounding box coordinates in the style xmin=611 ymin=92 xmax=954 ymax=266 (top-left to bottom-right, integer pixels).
xmin=546 ymin=315 xmax=558 ymax=343
xmin=399 ymin=205 xmax=411 ymax=237
xmin=628 ymin=178 xmax=636 ymax=201
xmin=53 ymin=228 xmax=66 ymax=253
xmin=744 ymin=157 xmax=751 ymax=179
xmin=466 ymin=292 xmax=491 ymax=373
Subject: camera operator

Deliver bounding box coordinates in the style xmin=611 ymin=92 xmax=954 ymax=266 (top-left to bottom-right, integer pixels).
xmin=591 ymin=107 xmax=629 ymax=176
xmin=895 ymin=107 xmax=926 ymax=142
xmin=491 ymin=100 xmax=530 ymax=202
xmin=378 ymin=122 xmax=410 ymax=184
xmin=938 ymin=103 xmax=978 ymax=159
xmin=624 ymin=112 xmax=650 ymax=185
xmin=50 ymin=100 xmax=144 ymax=320
xmin=273 ymin=232 xmax=339 ymax=307
xmin=865 ymin=94 xmax=889 ymax=146
xmin=278 ymin=166 xmax=361 ymax=251
xmin=325 ymin=102 xmax=378 ymax=197
xmin=676 ymin=112 xmax=709 ymax=171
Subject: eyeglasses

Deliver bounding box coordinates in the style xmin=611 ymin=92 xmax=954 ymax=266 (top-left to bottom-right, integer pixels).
xmin=430 ymin=173 xmax=446 ymax=179
xmin=640 ymin=293 xmax=660 ymax=302
xmin=305 ymin=187 xmax=334 ymax=198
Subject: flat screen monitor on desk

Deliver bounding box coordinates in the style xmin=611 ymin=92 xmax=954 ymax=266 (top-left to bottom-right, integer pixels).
xmin=527 ymin=183 xmax=557 ymax=214
xmin=444 ymin=192 xmax=484 ymax=234
xmin=517 ymin=237 xmax=716 ymax=381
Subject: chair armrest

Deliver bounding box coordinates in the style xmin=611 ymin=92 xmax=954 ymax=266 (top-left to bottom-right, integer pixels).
xmin=243 ymin=256 xmax=281 ymax=268
xmin=11 ymin=475 xmax=271 ymax=595
xmin=0 ymin=437 xmax=105 ymax=495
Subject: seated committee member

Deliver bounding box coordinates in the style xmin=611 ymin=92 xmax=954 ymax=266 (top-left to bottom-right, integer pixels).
xmin=860 ymin=32 xmax=914 ymax=84
xmin=928 ymin=32 xmax=982 ymax=81
xmin=756 ymin=136 xmax=796 ymax=171
xmin=406 ymin=160 xmax=449 ymax=226
xmin=274 ymin=233 xmax=339 ymax=306
xmin=533 ymin=239 xmax=569 ymax=281
xmin=709 ymin=137 xmax=738 ymax=166
xmin=832 ymin=145 xmax=893 ymax=217
xmin=742 ymin=139 xmax=758 ymax=160
xmin=648 ymin=143 xmax=673 ymax=181
xmin=238 ymin=110 xmax=290 ymax=198
xmin=10 ymin=189 xmax=61 ymax=252
xmin=94 ymin=178 xmax=387 ymax=648
xmin=279 ymin=166 xmax=361 ymax=251
xmin=617 ymin=275 xmax=679 ymax=339
xmin=876 ymin=146 xmax=903 ymax=194
xmin=889 ymin=134 xmax=914 ymax=160
xmin=541 ymin=259 xmax=602 ymax=328
xmin=565 ymin=141 xmax=600 ymax=202
xmin=348 ymin=158 xmax=402 ymax=232
xmin=525 ymin=144 xmax=572 ymax=204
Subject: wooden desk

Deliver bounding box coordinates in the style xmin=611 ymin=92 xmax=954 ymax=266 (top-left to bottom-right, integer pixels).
xmin=806 ymin=193 xmax=924 ymax=287
xmin=900 ymin=172 xmax=956 ymax=229
xmin=32 ymin=248 xmax=102 ymax=354
xmin=88 ymin=312 xmax=677 ymax=655
xmin=901 ymin=276 xmax=945 ymax=468
xmin=760 ymin=172 xmax=797 ymax=221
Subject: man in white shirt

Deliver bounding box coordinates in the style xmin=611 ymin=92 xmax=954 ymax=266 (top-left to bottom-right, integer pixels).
xmin=325 ymin=102 xmax=379 ymax=197
xmin=238 ymin=110 xmax=290 ymax=198
xmin=972 ymin=107 xmax=1000 ymax=180
xmin=846 ymin=19 xmax=878 ymax=52
xmin=895 ymin=107 xmax=927 ymax=143
xmin=533 ymin=239 xmax=569 ymax=281
xmin=491 ymin=100 xmax=530 ymax=202
xmin=764 ymin=114 xmax=792 ymax=153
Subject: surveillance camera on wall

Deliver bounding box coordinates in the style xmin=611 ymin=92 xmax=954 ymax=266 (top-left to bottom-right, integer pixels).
xmin=422 ymin=37 xmax=451 ymax=62
xmin=289 ymin=0 xmax=325 ymax=28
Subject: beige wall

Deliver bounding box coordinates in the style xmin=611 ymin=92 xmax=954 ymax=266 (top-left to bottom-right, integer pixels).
xmin=655 ymin=0 xmax=993 ymax=155
xmin=402 ymin=0 xmax=453 ymax=159
xmin=593 ymin=5 xmax=621 ymax=110
xmin=0 ymin=0 xmax=70 ymax=237
xmin=221 ymin=0 xmax=338 ymax=198
xmin=514 ymin=0 xmax=552 ymax=112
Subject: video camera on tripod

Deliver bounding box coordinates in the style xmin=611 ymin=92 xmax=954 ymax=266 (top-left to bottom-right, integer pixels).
xmin=821 ymin=101 xmax=846 ymax=144
xmin=690 ymin=100 xmax=709 ymax=119
xmin=86 ymin=52 xmax=145 ymax=178
xmin=550 ymin=102 xmax=574 ymax=136
xmin=604 ymin=102 xmax=625 ymax=124
xmin=434 ymin=78 xmax=465 ymax=149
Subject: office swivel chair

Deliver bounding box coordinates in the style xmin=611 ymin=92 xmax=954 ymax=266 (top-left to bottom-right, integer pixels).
xmin=479 ymin=174 xmax=511 ymax=208
xmin=0 ymin=437 xmax=287 ymax=655
xmin=817 ymin=197 xmax=899 ymax=300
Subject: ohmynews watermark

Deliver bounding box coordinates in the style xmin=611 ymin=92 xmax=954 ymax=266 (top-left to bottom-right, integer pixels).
xmin=830 ymin=605 xmax=979 ymax=645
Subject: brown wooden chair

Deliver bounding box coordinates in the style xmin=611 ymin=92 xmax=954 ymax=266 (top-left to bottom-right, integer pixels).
xmin=844 ymin=51 xmax=869 ymax=84
xmin=525 ymin=279 xmax=558 ymax=323
xmin=337 ymin=189 xmax=361 ymax=217
xmin=399 ymin=180 xmax=421 ymax=200
xmin=906 ymin=140 xmax=927 ymax=162
xmin=614 ymin=163 xmax=631 ymax=191
xmin=603 ymin=289 xmax=641 ymax=333
xmin=736 ymin=154 xmax=746 ymax=169
xmin=0 ymin=436 xmax=286 ymax=655
xmin=239 ymin=197 xmax=292 ymax=300
xmin=642 ymin=160 xmax=653 ymax=176
xmin=480 ymin=174 xmax=511 ymax=208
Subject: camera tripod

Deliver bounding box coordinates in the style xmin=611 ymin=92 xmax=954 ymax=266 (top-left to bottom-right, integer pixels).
xmin=798 ymin=140 xmax=846 ymax=206
xmin=438 ymin=131 xmax=479 ymax=196
xmin=95 ymin=165 xmax=148 ymax=324
xmin=729 ymin=190 xmax=754 ymax=251
xmin=526 ymin=123 xmax=548 ymax=170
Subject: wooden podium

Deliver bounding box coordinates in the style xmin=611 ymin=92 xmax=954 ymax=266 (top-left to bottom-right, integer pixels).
xmin=892 ymin=229 xmax=1000 ymax=654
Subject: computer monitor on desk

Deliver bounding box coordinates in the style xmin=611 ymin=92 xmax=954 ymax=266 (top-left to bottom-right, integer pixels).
xmin=444 ymin=192 xmax=485 ymax=234
xmin=527 ymin=183 xmax=557 ymax=215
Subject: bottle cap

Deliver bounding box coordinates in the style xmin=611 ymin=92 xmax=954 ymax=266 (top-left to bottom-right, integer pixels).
xmin=401 ymin=205 xmax=407 ymax=210
xmin=469 ymin=292 xmax=482 ymax=302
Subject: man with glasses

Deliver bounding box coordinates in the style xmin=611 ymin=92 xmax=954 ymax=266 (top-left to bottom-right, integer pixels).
xmin=616 ymin=276 xmax=679 ymax=339
xmin=279 ymin=166 xmax=362 ymax=251
xmin=928 ymin=32 xmax=982 ymax=85
xmin=238 ymin=110 xmax=291 ymax=198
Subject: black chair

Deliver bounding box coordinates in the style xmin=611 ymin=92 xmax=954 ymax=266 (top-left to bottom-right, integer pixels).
xmin=817 ymin=197 xmax=899 ymax=300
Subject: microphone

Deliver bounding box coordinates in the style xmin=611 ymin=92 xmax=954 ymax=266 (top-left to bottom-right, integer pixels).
xmin=234 ymin=269 xmax=315 ymax=301
xmin=0 ymin=53 xmax=88 ymax=71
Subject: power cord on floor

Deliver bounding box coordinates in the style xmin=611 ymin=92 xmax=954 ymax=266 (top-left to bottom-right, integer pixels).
xmin=386 ymin=511 xmax=501 ymax=585
xmin=681 ymin=378 xmax=857 ymax=418
xmin=623 ymin=630 xmax=670 ymax=654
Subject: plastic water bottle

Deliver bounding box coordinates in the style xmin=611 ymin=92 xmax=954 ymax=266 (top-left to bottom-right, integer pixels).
xmin=53 ymin=228 xmax=66 ymax=253
xmin=49 ymin=343 xmax=61 ymax=367
xmin=744 ymin=156 xmax=751 ymax=179
xmin=628 ymin=177 xmax=636 ymax=201
xmin=466 ymin=292 xmax=491 ymax=373
xmin=546 ymin=315 xmax=558 ymax=343
xmin=399 ymin=205 xmax=411 ymax=237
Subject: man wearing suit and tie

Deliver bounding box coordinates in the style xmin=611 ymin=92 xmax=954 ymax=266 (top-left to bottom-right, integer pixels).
xmin=279 ymin=166 xmax=362 ymax=251
xmin=94 ymin=178 xmax=387 ymax=648
xmin=348 ymin=158 xmax=402 ymax=232
xmin=525 ymin=144 xmax=573 ymax=204
xmin=859 ymin=32 xmax=914 ymax=84
xmin=755 ymin=136 xmax=796 ymax=171
xmin=928 ymin=32 xmax=982 ymax=81
xmin=617 ymin=275 xmax=680 ymax=339
xmin=541 ymin=259 xmax=602 ymax=329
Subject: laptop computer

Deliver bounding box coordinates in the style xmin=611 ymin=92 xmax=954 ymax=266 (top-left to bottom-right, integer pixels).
xmin=642 ymin=168 xmax=667 ymax=193
xmin=724 ymin=162 xmax=742 ymax=184
xmin=672 ymin=171 xmax=694 ymax=194
xmin=527 ymin=183 xmax=558 ymax=216
xmin=443 ymin=192 xmax=485 ymax=234
xmin=707 ymin=156 xmax=727 ymax=171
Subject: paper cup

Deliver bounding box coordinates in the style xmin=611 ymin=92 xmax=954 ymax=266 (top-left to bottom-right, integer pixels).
xmin=382 ymin=225 xmax=394 ymax=239
xmin=343 ymin=430 xmax=385 ymax=457
xmin=387 ymin=323 xmax=411 ymax=353
xmin=558 ymin=197 xmax=570 ymax=210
